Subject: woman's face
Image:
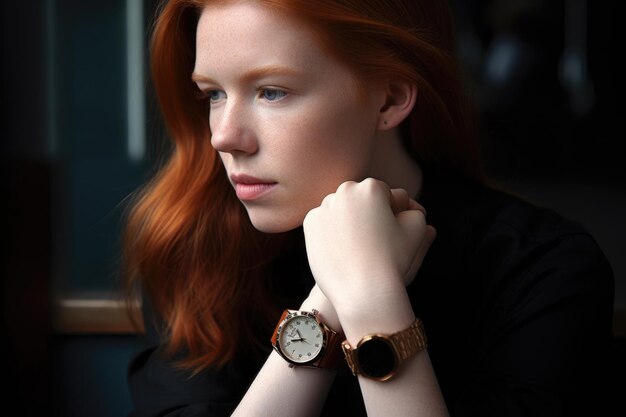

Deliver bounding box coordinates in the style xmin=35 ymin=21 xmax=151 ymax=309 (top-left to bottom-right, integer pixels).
xmin=194 ymin=2 xmax=386 ymax=233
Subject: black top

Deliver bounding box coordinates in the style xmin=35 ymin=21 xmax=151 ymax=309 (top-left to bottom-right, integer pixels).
xmin=127 ymin=172 xmax=615 ymax=417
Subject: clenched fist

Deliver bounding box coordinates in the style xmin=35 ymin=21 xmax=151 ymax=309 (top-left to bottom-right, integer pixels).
xmin=302 ymin=178 xmax=436 ymax=319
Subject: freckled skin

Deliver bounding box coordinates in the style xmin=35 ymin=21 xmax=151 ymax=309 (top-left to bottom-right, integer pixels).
xmin=194 ymin=2 xmax=386 ymax=233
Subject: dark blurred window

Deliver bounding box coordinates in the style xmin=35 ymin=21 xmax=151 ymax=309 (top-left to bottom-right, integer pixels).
xmin=49 ymin=0 xmax=153 ymax=298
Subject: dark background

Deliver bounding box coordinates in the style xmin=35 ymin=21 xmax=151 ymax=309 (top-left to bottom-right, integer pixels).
xmin=2 ymin=0 xmax=624 ymax=415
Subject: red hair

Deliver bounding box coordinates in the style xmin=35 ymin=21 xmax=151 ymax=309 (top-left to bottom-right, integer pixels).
xmin=124 ymin=0 xmax=482 ymax=373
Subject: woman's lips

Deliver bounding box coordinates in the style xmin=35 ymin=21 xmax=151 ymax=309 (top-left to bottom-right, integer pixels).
xmin=231 ymin=173 xmax=277 ymax=201
xmin=235 ymin=183 xmax=277 ymax=201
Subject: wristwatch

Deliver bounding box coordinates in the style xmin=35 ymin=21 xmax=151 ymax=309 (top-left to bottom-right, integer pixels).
xmin=341 ymin=317 xmax=427 ymax=381
xmin=271 ymin=309 xmax=343 ymax=369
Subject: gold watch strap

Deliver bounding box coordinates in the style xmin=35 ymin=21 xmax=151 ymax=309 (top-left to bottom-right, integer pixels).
xmin=389 ymin=318 xmax=427 ymax=361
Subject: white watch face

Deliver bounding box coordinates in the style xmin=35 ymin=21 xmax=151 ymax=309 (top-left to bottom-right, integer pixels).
xmin=278 ymin=314 xmax=324 ymax=363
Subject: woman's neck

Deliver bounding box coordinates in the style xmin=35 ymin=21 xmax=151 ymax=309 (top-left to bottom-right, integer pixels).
xmin=370 ymin=129 xmax=423 ymax=200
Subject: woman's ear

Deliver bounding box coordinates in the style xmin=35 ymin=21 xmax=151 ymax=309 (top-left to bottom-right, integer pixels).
xmin=377 ymin=79 xmax=417 ymax=130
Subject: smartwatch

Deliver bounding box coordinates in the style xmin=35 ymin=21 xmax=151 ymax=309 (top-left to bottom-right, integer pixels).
xmin=341 ymin=317 xmax=427 ymax=381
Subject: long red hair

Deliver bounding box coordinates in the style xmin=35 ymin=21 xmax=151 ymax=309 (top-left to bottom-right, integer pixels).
xmin=124 ymin=0 xmax=482 ymax=373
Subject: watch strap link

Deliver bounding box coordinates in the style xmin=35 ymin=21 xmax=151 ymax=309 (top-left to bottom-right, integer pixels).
xmin=342 ymin=342 xmax=358 ymax=374
xmin=389 ymin=317 xmax=427 ymax=361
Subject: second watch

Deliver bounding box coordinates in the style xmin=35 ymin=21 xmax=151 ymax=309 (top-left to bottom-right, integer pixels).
xmin=271 ymin=309 xmax=343 ymax=369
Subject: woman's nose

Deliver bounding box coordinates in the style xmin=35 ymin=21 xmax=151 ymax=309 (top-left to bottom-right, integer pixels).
xmin=209 ymin=102 xmax=258 ymax=155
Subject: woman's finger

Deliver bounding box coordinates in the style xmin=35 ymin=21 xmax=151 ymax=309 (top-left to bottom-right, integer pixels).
xmin=389 ymin=188 xmax=410 ymax=214
xmin=413 ymin=224 xmax=437 ymax=271
xmin=403 ymin=225 xmax=437 ymax=286
xmin=408 ymin=198 xmax=427 ymax=216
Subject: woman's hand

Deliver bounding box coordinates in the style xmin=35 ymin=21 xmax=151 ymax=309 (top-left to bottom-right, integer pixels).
xmin=302 ymin=178 xmax=436 ymax=320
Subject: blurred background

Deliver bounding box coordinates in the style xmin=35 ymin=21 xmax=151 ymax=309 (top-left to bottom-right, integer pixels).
xmin=2 ymin=0 xmax=624 ymax=415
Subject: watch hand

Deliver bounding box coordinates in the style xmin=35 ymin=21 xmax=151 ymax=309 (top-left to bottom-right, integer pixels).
xmin=295 ymin=330 xmax=310 ymax=342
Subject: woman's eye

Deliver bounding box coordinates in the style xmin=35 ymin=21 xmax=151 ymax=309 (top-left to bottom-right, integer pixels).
xmin=207 ymin=90 xmax=226 ymax=103
xmin=259 ymin=88 xmax=287 ymax=102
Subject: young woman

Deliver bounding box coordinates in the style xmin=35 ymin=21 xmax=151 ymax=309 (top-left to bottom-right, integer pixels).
xmin=125 ymin=1 xmax=615 ymax=416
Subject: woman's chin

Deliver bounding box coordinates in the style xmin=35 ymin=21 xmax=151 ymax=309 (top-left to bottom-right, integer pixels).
xmin=247 ymin=212 xmax=303 ymax=234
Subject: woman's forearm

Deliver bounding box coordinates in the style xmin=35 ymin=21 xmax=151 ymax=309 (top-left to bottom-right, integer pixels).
xmin=357 ymin=350 xmax=449 ymax=416
xmin=231 ymin=350 xmax=336 ymax=417
xmin=233 ymin=287 xmax=448 ymax=417
xmin=231 ymin=288 xmax=340 ymax=417
xmin=339 ymin=290 xmax=450 ymax=417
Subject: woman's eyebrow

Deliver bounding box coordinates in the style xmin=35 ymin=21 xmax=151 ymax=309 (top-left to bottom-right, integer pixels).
xmin=191 ymin=65 xmax=303 ymax=85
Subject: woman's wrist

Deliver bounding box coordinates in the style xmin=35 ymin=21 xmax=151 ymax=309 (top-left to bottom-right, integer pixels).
xmin=302 ymin=275 xmax=416 ymax=343
xmin=335 ymin=286 xmax=416 ymax=345
xmin=300 ymin=273 xmax=417 ymax=341
xmin=300 ymin=284 xmax=342 ymax=333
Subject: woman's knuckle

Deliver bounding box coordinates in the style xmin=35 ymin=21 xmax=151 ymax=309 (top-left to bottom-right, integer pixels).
xmin=336 ymin=180 xmax=356 ymax=193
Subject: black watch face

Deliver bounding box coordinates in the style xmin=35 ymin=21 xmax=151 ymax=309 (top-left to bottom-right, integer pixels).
xmin=357 ymin=337 xmax=396 ymax=379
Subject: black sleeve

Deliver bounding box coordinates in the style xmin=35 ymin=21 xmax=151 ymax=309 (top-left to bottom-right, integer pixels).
xmin=456 ymin=231 xmax=615 ymax=417
xmin=126 ymin=240 xmax=313 ymax=417
xmin=126 ymin=295 xmax=260 ymax=417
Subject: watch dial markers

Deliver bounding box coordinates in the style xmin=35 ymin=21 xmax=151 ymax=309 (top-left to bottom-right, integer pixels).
xmin=278 ymin=315 xmax=324 ymax=363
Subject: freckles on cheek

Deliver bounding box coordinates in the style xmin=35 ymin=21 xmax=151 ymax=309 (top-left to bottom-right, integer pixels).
xmin=265 ymin=111 xmax=321 ymax=159
xmin=270 ymin=94 xmax=374 ymax=180
xmin=319 ymin=110 xmax=373 ymax=165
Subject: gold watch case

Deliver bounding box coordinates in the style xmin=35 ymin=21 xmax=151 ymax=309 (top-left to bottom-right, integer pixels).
xmin=341 ymin=317 xmax=427 ymax=381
